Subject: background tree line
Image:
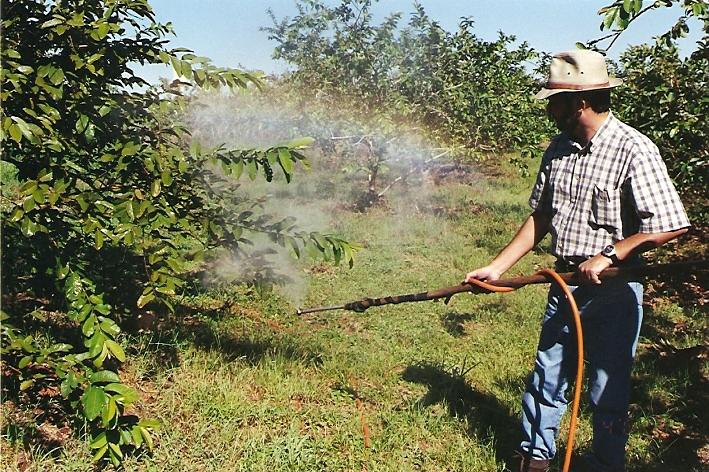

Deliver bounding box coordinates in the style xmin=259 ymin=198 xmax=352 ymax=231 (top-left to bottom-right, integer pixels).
xmin=265 ymin=0 xmax=707 ymax=217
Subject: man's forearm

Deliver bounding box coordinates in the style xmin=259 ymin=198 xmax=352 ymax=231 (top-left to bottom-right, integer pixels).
xmin=613 ymin=228 xmax=689 ymax=262
xmin=578 ymin=227 xmax=689 ymax=284
xmin=488 ymin=211 xmax=551 ymax=274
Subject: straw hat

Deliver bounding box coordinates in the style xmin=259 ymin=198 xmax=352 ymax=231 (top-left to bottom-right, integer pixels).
xmin=535 ymin=50 xmax=622 ymax=100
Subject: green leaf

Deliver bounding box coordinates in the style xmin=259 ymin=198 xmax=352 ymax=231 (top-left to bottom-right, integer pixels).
xmin=278 ymin=148 xmax=294 ymax=175
xmin=95 ymin=230 xmax=104 ymax=250
xmin=124 ymin=200 xmax=135 ymax=221
xmin=75 ymin=114 xmax=89 ymax=133
xmin=137 ymin=291 xmax=155 ymax=308
xmin=10 ymin=207 xmax=24 ymax=222
xmin=88 ymin=332 xmax=107 ymax=357
xmin=83 ymin=385 xmax=108 ymax=420
xmin=232 ymin=159 xmax=243 ymax=179
xmin=38 ymin=169 xmax=53 ymax=182
xmin=161 ymin=171 xmax=173 ymax=186
xmin=170 ymin=56 xmax=182 ymax=77
xmin=82 ymin=315 xmax=97 ymax=336
xmin=139 ymin=427 xmax=154 ymax=451
xmin=49 ymin=343 xmax=73 ymax=353
xmin=280 ymin=136 xmax=315 ymax=149
xmin=95 ymin=303 xmax=110 ymax=315
xmin=131 ymin=427 xmax=143 ymax=447
xmin=311 ymin=232 xmax=328 ymax=250
xmin=105 ymin=385 xmax=138 ymax=404
xmin=90 ymin=432 xmax=108 ymax=449
xmin=94 ymin=22 xmax=110 ymax=40
xmin=92 ymin=444 xmax=108 ymax=462
xmin=49 ymin=68 xmax=65 ymax=85
xmin=246 ymin=158 xmax=257 ymax=180
xmin=105 ymin=340 xmax=126 ymax=362
xmin=99 ymin=318 xmax=120 ymax=337
xmin=18 ymin=355 xmax=32 ymax=369
xmin=20 ymin=380 xmax=34 ymax=391
xmin=90 ymin=370 xmax=121 ymax=384
xmin=22 ymin=196 xmax=35 ymax=212
xmin=102 ymin=397 xmax=117 ymax=425
xmin=104 ymin=382 xmax=135 ymax=397
xmin=108 ymin=441 xmax=123 ymax=458
xmin=8 ymin=124 xmax=22 ymax=143
xmin=603 ymin=7 xmax=619 ymax=30
xmin=41 ymin=18 xmax=65 ymax=29
xmin=138 ymin=418 xmax=161 ymax=429
xmin=189 ymin=139 xmax=201 ymax=157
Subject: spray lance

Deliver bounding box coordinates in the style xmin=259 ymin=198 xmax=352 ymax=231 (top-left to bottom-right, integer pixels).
xmin=296 ymin=260 xmax=707 ymax=315
xmin=296 ymin=259 xmax=707 ymax=472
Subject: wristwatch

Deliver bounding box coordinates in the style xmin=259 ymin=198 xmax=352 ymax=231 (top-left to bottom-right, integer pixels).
xmin=600 ymin=244 xmax=619 ymax=264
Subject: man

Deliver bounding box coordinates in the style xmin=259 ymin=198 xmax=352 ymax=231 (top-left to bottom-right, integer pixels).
xmin=465 ymin=50 xmax=690 ymax=472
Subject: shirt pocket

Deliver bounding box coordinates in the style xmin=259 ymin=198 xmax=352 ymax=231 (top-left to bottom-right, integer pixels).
xmin=589 ymin=184 xmax=621 ymax=231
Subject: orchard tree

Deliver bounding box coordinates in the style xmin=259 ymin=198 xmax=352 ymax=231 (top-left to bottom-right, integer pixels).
xmin=1 ymin=0 xmax=354 ymax=466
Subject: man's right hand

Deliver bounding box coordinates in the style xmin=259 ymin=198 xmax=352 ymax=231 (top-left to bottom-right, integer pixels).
xmin=464 ymin=266 xmax=502 ymax=284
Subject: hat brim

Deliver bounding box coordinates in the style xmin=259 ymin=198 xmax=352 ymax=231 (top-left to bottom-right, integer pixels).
xmin=534 ymin=77 xmax=623 ymax=100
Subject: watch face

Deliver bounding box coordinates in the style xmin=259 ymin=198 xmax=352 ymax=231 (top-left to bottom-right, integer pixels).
xmin=602 ymin=245 xmax=615 ymax=256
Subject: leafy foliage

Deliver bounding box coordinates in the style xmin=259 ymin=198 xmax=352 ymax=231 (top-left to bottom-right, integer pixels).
xmin=1 ymin=0 xmax=354 ymax=465
xmin=590 ymin=0 xmax=708 ymax=51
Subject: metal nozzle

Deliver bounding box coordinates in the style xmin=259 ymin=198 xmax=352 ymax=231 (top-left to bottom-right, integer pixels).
xmin=295 ymin=304 xmax=347 ymax=316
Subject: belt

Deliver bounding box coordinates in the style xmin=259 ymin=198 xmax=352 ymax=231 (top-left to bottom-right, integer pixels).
xmin=554 ymin=256 xmax=644 ymax=274
xmin=555 ymin=256 xmax=588 ymax=272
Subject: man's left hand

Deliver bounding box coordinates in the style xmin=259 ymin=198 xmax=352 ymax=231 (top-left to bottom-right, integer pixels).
xmin=578 ymin=255 xmax=613 ymax=284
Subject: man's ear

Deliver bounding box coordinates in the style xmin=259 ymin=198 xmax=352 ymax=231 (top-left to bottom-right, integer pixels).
xmin=577 ymin=96 xmax=592 ymax=112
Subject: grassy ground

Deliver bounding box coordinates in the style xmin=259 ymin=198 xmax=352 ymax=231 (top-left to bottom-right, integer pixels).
xmin=2 ymin=162 xmax=707 ymax=471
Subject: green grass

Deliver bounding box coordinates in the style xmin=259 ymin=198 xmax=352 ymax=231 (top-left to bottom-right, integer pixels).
xmin=2 ymin=161 xmax=706 ymax=471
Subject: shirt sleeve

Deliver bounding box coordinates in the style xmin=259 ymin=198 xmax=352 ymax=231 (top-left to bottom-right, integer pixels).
xmin=528 ymin=148 xmax=553 ymax=213
xmin=627 ymin=140 xmax=690 ymax=233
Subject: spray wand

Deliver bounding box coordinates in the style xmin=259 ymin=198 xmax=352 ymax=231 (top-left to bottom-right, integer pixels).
xmin=296 ymin=260 xmax=707 ymax=315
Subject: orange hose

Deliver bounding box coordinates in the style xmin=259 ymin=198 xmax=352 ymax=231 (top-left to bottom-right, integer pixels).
xmin=467 ymin=270 xmax=583 ymax=472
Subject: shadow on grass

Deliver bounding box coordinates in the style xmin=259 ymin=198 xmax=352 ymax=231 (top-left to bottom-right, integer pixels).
xmin=402 ymin=361 xmax=522 ymax=465
xmin=131 ymin=299 xmax=324 ymax=381
xmin=440 ymin=311 xmax=476 ymax=337
xmin=189 ymin=322 xmax=324 ymax=367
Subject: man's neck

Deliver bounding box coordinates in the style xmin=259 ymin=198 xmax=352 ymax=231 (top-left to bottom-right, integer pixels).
xmin=572 ymin=111 xmax=610 ymax=146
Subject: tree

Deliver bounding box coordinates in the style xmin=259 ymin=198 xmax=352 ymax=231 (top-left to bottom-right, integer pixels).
xmin=1 ymin=0 xmax=354 ymax=465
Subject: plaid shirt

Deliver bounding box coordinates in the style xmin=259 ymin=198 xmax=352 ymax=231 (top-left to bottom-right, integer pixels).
xmin=529 ymin=112 xmax=690 ymax=260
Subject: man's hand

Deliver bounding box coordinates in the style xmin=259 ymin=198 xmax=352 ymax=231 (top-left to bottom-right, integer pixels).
xmin=577 ymin=254 xmax=613 ymax=284
xmin=464 ymin=265 xmax=502 ymax=284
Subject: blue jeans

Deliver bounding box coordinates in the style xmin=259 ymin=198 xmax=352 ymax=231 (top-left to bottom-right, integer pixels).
xmin=520 ymin=279 xmax=643 ymax=470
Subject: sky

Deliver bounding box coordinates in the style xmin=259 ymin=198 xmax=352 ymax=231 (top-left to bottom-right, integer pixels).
xmin=137 ymin=0 xmax=703 ymax=83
